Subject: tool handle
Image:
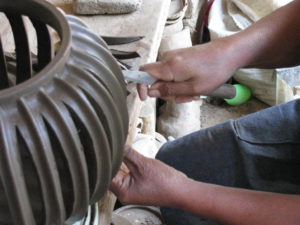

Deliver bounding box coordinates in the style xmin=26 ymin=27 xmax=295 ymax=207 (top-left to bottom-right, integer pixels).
xmin=133 ymin=72 xmax=238 ymax=100
xmin=123 ymin=70 xmax=251 ymax=104
xmin=208 ymin=84 xmax=236 ymax=99
xmin=224 ymin=84 xmax=251 ymax=105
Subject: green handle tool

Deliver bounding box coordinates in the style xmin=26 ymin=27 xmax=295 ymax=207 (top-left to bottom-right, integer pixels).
xmin=122 ymin=70 xmax=252 ymax=105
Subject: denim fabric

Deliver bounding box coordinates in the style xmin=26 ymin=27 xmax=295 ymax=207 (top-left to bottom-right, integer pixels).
xmin=156 ymin=99 xmax=300 ymax=225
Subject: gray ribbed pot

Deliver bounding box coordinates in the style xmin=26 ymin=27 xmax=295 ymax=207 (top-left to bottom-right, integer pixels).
xmin=0 ymin=0 xmax=128 ymax=224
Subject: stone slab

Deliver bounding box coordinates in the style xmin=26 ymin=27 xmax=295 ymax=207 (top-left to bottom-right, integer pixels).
xmin=74 ymin=0 xmax=142 ymax=15
xmin=49 ymin=0 xmax=171 ymax=68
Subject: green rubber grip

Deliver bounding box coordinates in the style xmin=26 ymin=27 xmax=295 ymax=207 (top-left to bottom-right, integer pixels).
xmin=224 ymin=84 xmax=251 ymax=106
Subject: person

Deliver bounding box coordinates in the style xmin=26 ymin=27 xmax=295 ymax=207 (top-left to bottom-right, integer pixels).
xmin=110 ymin=1 xmax=300 ymax=224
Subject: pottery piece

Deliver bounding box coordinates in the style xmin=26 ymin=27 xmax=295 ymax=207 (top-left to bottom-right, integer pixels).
xmin=157 ymin=101 xmax=201 ymax=139
xmin=0 ymin=1 xmax=128 ymax=224
xmin=114 ymin=205 xmax=165 ymax=225
xmin=111 ymin=213 xmax=133 ymax=225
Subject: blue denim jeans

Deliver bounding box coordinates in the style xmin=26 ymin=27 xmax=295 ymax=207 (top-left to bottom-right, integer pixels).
xmin=156 ymin=99 xmax=300 ymax=225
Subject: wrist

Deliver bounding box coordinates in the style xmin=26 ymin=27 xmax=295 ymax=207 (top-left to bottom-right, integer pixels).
xmin=168 ymin=178 xmax=208 ymax=208
xmin=162 ymin=176 xmax=193 ymax=208
xmin=170 ymin=178 xmax=215 ymax=215
xmin=216 ymin=35 xmax=251 ymax=71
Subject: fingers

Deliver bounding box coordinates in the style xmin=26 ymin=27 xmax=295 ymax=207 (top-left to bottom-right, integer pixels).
xmin=148 ymin=81 xmax=198 ymax=98
xmin=121 ymin=145 xmax=138 ymax=174
xmin=110 ymin=146 xmax=144 ymax=198
xmin=110 ymin=162 xmax=128 ymax=194
xmin=138 ymin=61 xmax=173 ymax=101
xmin=138 ymin=81 xmax=201 ymax=102
xmin=139 ymin=50 xmax=200 ymax=99
xmin=137 ymin=84 xmax=148 ymax=101
xmin=140 ymin=62 xmax=174 ymax=81
xmin=120 ymin=162 xmax=129 ymax=174
xmin=175 ymin=96 xmax=200 ymax=103
xmin=122 ymin=145 xmax=147 ymax=177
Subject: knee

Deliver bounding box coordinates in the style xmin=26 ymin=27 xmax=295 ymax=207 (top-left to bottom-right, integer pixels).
xmin=155 ymin=140 xmax=185 ymax=168
xmin=155 ymin=141 xmax=172 ymax=163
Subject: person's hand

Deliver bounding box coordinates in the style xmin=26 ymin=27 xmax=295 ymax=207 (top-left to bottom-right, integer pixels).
xmin=110 ymin=146 xmax=188 ymax=207
xmin=138 ymin=39 xmax=239 ymax=102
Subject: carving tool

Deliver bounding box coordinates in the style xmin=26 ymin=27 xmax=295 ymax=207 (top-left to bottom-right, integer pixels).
xmin=102 ymin=36 xmax=144 ymax=45
xmin=122 ymin=70 xmax=251 ymax=105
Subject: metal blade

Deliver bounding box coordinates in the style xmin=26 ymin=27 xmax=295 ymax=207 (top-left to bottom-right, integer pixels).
xmin=122 ymin=70 xmax=157 ymax=85
xmin=110 ymin=49 xmax=140 ymax=59
xmin=102 ymin=36 xmax=144 ymax=45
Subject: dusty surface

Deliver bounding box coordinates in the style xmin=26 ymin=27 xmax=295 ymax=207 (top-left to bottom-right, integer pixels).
xmin=74 ymin=0 xmax=142 ymax=15
xmin=49 ymin=0 xmax=171 ymax=68
xmin=200 ymin=97 xmax=269 ymax=129
xmin=157 ymin=101 xmax=201 ymax=139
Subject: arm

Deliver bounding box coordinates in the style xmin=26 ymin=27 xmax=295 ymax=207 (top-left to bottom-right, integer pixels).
xmin=110 ymin=147 xmax=300 ymax=225
xmin=231 ymin=0 xmax=300 ymax=68
xmin=138 ymin=0 xmax=300 ymax=101
xmin=179 ymin=180 xmax=300 ymax=225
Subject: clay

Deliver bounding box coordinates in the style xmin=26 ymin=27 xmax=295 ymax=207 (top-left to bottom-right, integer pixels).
xmin=0 ymin=1 xmax=128 ymax=224
xmin=132 ymin=132 xmax=167 ymax=158
xmin=114 ymin=205 xmax=164 ymax=225
xmin=157 ymin=101 xmax=201 ymax=138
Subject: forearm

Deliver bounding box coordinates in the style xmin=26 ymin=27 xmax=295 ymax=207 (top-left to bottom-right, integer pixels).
xmin=223 ymin=0 xmax=300 ymax=69
xmin=174 ymin=178 xmax=300 ymax=225
xmin=138 ymin=1 xmax=300 ymax=99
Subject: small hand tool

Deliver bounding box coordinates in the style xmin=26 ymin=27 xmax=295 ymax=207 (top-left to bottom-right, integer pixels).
xmin=110 ymin=49 xmax=140 ymax=60
xmin=122 ymin=70 xmax=251 ymax=105
xmin=102 ymin=36 xmax=144 ymax=45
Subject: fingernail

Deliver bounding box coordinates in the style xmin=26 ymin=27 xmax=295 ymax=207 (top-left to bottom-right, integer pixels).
xmin=148 ymin=89 xmax=161 ymax=97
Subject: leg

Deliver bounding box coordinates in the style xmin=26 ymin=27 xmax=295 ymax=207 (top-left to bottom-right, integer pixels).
xmin=156 ymin=99 xmax=300 ymax=225
xmin=156 ymin=120 xmax=246 ymax=225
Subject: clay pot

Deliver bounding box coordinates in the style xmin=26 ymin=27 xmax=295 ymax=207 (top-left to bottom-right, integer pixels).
xmin=0 ymin=0 xmax=128 ymax=224
xmin=114 ymin=205 xmax=164 ymax=225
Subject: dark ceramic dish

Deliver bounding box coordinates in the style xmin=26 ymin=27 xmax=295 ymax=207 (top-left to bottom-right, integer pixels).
xmin=0 ymin=1 xmax=128 ymax=224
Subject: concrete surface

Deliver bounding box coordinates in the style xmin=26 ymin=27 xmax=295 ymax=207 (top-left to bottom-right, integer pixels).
xmin=200 ymin=97 xmax=269 ymax=129
xmin=74 ymin=0 xmax=142 ymax=15
xmin=157 ymin=101 xmax=201 ymax=139
xmin=49 ymin=0 xmax=171 ymax=68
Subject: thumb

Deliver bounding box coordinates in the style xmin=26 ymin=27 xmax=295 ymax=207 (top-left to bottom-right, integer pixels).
xmin=110 ymin=163 xmax=129 ymax=194
xmin=137 ymin=83 xmax=148 ymax=101
xmin=122 ymin=145 xmax=146 ymax=176
xmin=148 ymin=81 xmax=198 ymax=98
xmin=140 ymin=62 xmax=174 ymax=81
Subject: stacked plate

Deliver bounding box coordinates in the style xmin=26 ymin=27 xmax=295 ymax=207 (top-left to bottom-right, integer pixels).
xmin=113 ymin=205 xmax=165 ymax=225
xmin=0 ymin=0 xmax=128 ymax=225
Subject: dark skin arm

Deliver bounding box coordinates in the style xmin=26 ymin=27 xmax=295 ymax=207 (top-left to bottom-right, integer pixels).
xmin=111 ymin=147 xmax=300 ymax=225
xmin=138 ymin=0 xmax=300 ymax=102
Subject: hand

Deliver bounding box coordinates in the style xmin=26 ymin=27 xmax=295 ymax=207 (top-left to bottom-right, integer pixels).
xmin=110 ymin=146 xmax=188 ymax=207
xmin=138 ymin=39 xmax=239 ymax=102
